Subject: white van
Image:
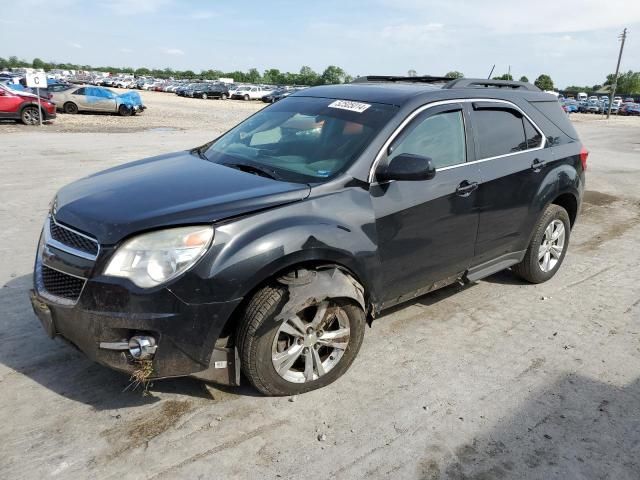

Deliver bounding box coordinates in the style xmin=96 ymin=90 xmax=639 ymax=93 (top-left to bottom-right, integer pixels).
xmin=577 ymin=92 xmax=587 ymax=101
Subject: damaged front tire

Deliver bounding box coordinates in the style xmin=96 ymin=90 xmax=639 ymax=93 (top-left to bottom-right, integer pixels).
xmin=237 ymin=271 xmax=365 ymax=396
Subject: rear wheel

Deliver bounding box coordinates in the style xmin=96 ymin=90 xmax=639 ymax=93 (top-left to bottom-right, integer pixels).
xmin=21 ymin=106 xmax=41 ymax=125
xmin=512 ymin=204 xmax=570 ymax=283
xmin=63 ymin=102 xmax=78 ymax=114
xmin=237 ymin=285 xmax=365 ymax=396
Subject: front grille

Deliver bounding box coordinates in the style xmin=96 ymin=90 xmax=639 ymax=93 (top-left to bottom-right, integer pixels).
xmin=41 ymin=265 xmax=85 ymax=301
xmin=50 ymin=220 xmax=99 ymax=256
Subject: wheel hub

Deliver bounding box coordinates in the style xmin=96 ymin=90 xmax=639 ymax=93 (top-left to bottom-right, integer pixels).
xmin=303 ymin=332 xmax=318 ymax=347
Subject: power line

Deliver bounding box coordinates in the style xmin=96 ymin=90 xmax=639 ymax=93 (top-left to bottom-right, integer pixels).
xmin=607 ymin=28 xmax=627 ymax=119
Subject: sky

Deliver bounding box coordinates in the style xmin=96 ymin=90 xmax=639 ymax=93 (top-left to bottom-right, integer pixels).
xmin=1 ymin=0 xmax=639 ymax=88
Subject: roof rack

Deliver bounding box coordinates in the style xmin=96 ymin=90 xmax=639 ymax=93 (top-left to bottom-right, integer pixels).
xmin=352 ymin=75 xmax=454 ymax=84
xmin=444 ymin=78 xmax=541 ymax=92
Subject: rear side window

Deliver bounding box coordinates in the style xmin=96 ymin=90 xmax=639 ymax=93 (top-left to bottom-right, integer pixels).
xmin=389 ymin=110 xmax=466 ymax=168
xmin=473 ymin=109 xmax=526 ymax=158
xmin=529 ymin=100 xmax=579 ymax=140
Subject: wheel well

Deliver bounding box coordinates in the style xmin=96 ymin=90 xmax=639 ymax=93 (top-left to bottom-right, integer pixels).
xmin=217 ymin=261 xmax=368 ymax=341
xmin=20 ymin=103 xmax=46 ymax=118
xmin=552 ymin=193 xmax=578 ymax=227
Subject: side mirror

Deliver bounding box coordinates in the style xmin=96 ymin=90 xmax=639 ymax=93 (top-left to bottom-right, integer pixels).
xmin=376 ymin=153 xmax=436 ymax=182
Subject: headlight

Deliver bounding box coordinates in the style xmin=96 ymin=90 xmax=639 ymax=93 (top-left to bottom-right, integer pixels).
xmin=104 ymin=226 xmax=213 ymax=288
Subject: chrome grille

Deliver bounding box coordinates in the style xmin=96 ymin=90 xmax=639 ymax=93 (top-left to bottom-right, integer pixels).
xmin=48 ymin=217 xmax=99 ymax=258
xmin=41 ymin=265 xmax=85 ymax=301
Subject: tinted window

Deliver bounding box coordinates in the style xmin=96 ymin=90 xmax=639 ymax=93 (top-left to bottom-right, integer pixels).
xmin=524 ymin=118 xmax=543 ymax=149
xmin=529 ymin=100 xmax=579 ymax=140
xmin=389 ymin=110 xmax=466 ymax=168
xmin=473 ymin=109 xmax=525 ymax=158
xmin=73 ymin=88 xmax=85 ymax=95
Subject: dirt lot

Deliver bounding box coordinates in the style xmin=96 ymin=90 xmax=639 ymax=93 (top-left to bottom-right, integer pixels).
xmin=1 ymin=92 xmax=639 ymax=479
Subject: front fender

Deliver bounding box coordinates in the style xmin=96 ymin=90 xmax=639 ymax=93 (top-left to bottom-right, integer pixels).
xmin=182 ymin=187 xmax=381 ymax=305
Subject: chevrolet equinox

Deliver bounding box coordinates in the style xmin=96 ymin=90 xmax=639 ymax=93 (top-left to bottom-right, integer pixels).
xmin=30 ymin=77 xmax=586 ymax=395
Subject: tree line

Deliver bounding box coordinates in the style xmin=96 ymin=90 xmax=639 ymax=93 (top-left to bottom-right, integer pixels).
xmin=0 ymin=56 xmax=351 ymax=86
xmin=3 ymin=56 xmax=639 ymax=93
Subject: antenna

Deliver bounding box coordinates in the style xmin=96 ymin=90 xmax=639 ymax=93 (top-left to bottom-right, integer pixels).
xmin=487 ymin=65 xmax=495 ymax=79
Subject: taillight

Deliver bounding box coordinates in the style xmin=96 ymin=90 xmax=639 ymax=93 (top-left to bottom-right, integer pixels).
xmin=579 ymin=147 xmax=589 ymax=171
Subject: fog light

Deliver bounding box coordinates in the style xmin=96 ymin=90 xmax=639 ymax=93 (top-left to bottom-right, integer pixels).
xmin=128 ymin=335 xmax=157 ymax=360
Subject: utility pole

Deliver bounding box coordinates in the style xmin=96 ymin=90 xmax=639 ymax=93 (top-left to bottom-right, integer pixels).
xmin=607 ymin=28 xmax=627 ymax=119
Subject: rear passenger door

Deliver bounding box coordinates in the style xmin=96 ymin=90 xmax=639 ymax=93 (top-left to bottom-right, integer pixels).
xmin=470 ymin=101 xmax=550 ymax=265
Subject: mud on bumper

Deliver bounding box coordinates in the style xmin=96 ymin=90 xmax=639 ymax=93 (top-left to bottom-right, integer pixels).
xmin=29 ymin=282 xmax=242 ymax=385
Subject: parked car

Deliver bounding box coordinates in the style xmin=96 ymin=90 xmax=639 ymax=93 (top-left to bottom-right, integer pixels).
xmin=261 ymin=88 xmax=294 ymax=103
xmin=0 ymin=83 xmax=56 ymax=125
xmin=30 ymin=77 xmax=586 ymax=395
xmin=190 ymin=83 xmax=230 ymax=99
xmin=577 ymin=100 xmax=589 ymax=113
xmin=232 ymin=85 xmax=273 ymax=100
xmin=50 ymin=85 xmax=145 ymax=116
xmin=561 ymin=100 xmax=578 ymax=113
xmin=586 ymin=100 xmax=601 ymax=113
xmin=619 ymin=102 xmax=640 ymax=116
xmin=624 ymin=97 xmax=635 ymax=103
xmin=176 ymin=83 xmax=200 ymax=96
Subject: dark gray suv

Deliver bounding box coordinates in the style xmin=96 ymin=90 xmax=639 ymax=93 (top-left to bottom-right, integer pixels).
xmin=30 ymin=77 xmax=586 ymax=395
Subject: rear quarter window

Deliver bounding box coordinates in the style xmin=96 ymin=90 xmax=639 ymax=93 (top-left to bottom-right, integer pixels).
xmin=529 ymin=101 xmax=579 ymax=140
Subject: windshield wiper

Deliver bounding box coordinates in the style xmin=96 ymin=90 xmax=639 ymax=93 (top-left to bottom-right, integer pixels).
xmin=225 ymin=162 xmax=280 ymax=180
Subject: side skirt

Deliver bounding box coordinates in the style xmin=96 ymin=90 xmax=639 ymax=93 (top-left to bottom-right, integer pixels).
xmin=464 ymin=250 xmax=526 ymax=283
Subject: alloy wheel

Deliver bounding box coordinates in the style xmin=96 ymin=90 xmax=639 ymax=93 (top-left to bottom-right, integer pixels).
xmin=22 ymin=107 xmax=40 ymax=125
xmin=271 ymin=300 xmax=350 ymax=383
xmin=538 ymin=219 xmax=565 ymax=272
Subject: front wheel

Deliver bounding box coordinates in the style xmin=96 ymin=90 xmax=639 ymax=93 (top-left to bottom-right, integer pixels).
xmin=237 ymin=285 xmax=365 ymax=396
xmin=243 ymin=94 xmax=250 ymax=101
xmin=512 ymin=204 xmax=571 ymax=283
xmin=118 ymin=104 xmax=133 ymax=116
xmin=220 ymin=93 xmax=228 ymax=100
xmin=201 ymin=93 xmax=208 ymax=100
xmin=21 ymin=106 xmax=41 ymax=125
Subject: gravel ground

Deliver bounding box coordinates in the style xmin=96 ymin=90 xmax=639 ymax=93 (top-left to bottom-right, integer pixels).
xmin=0 ymin=89 xmax=265 ymax=134
xmin=0 ymin=94 xmax=639 ymax=480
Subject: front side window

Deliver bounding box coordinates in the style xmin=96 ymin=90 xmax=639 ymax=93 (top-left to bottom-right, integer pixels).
xmin=388 ymin=110 xmax=466 ymax=169
xmin=204 ymin=96 xmax=397 ymax=183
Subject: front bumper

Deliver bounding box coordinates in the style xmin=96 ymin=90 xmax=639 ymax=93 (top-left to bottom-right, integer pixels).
xmin=31 ymin=220 xmax=242 ymax=384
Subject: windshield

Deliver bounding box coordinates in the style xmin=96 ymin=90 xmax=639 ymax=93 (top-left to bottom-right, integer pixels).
xmin=203 ymin=96 xmax=397 ymax=183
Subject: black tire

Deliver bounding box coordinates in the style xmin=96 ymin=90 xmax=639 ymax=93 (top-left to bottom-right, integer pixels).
xmin=237 ymin=285 xmax=365 ymax=396
xmin=244 ymin=94 xmax=250 ymax=101
xmin=21 ymin=106 xmax=41 ymax=125
xmin=118 ymin=104 xmax=133 ymax=116
xmin=201 ymin=93 xmax=208 ymax=100
xmin=63 ymin=102 xmax=78 ymax=114
xmin=512 ymin=204 xmax=571 ymax=283
xmin=220 ymin=93 xmax=228 ymax=100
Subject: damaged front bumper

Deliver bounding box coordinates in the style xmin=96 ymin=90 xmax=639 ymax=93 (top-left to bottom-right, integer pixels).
xmin=30 ymin=229 xmax=242 ymax=385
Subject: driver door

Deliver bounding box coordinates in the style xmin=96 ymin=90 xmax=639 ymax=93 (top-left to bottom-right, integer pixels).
xmin=371 ymin=103 xmax=481 ymax=306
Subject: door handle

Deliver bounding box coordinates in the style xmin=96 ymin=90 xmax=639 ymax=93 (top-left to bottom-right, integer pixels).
xmin=531 ymin=158 xmax=546 ymax=171
xmin=455 ymin=181 xmax=478 ymax=197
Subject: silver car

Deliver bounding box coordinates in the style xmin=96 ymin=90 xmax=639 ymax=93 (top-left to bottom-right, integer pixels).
xmin=51 ymin=85 xmax=145 ymax=116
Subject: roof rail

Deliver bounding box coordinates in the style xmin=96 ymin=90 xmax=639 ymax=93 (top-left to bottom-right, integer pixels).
xmin=352 ymin=75 xmax=454 ymax=84
xmin=444 ymin=78 xmax=541 ymax=92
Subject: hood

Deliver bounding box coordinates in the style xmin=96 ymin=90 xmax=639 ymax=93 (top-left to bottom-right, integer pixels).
xmin=53 ymin=151 xmax=311 ymax=244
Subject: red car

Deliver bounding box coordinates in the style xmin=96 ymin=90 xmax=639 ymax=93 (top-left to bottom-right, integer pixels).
xmin=0 ymin=83 xmax=57 ymax=125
